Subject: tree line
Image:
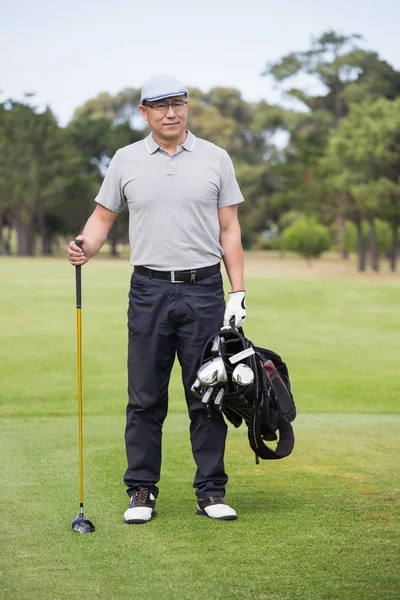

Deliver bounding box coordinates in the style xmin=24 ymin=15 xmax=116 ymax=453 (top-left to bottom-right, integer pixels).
xmin=1 ymin=30 xmax=400 ymax=271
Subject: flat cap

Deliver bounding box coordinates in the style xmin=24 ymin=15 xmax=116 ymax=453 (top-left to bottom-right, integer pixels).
xmin=140 ymin=74 xmax=188 ymax=104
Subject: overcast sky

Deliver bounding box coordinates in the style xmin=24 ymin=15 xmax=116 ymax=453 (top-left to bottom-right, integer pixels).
xmin=1 ymin=0 xmax=400 ymax=125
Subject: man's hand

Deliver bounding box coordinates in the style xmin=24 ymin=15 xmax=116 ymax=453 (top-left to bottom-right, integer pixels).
xmin=223 ymin=291 xmax=246 ymax=328
xmin=67 ymin=235 xmax=91 ymax=266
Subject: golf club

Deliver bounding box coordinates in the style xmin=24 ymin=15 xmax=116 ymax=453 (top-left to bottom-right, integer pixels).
xmin=211 ymin=335 xmax=221 ymax=356
xmin=211 ymin=334 xmax=225 ymax=357
xmin=191 ymin=377 xmax=206 ymax=398
xmin=213 ymin=387 xmax=225 ymax=411
xmin=197 ymin=356 xmax=228 ymax=387
xmin=228 ymin=347 xmax=256 ymax=365
xmin=201 ymin=386 xmax=215 ymax=407
xmin=71 ymin=240 xmax=95 ymax=534
xmin=232 ymin=363 xmax=254 ymax=389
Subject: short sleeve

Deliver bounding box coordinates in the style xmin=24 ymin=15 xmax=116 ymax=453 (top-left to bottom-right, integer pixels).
xmin=95 ymin=151 xmax=125 ymax=213
xmin=218 ymin=151 xmax=245 ymax=208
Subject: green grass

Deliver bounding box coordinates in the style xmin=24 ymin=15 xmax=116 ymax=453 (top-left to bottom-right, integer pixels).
xmin=0 ymin=256 xmax=399 ymax=600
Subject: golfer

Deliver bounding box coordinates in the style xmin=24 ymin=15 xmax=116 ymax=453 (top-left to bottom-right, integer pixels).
xmin=67 ymin=74 xmax=247 ymax=523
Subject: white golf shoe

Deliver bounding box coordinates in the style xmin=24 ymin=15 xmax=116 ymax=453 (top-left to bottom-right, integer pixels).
xmin=124 ymin=487 xmax=156 ymax=524
xmin=196 ymin=496 xmax=237 ymax=520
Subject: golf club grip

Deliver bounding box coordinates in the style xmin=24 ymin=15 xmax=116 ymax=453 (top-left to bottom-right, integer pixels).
xmin=75 ymin=239 xmax=82 ymax=308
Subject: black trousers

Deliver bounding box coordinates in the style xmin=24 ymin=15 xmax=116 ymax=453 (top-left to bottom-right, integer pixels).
xmin=124 ymin=270 xmax=228 ymax=499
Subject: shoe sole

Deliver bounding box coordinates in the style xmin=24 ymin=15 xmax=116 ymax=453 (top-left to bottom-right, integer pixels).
xmin=196 ymin=509 xmax=237 ymax=521
xmin=124 ymin=510 xmax=156 ymax=525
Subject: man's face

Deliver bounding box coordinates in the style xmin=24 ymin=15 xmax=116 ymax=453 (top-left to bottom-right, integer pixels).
xmin=139 ymin=95 xmax=188 ymax=142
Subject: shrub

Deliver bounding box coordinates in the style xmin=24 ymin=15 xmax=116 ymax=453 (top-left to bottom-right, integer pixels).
xmin=281 ymin=217 xmax=332 ymax=264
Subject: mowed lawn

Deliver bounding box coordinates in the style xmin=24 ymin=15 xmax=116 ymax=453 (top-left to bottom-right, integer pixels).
xmin=0 ymin=254 xmax=399 ymax=600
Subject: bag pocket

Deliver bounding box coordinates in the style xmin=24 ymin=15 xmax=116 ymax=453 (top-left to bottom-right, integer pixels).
xmin=264 ymin=360 xmax=296 ymax=422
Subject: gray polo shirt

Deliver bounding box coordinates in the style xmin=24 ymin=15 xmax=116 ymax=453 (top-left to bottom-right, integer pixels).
xmin=95 ymin=130 xmax=244 ymax=270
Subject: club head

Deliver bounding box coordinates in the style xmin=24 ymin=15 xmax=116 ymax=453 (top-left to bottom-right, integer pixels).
xmin=191 ymin=378 xmax=206 ymax=398
xmin=211 ymin=335 xmax=225 ymax=356
xmin=201 ymin=386 xmax=215 ymax=407
xmin=211 ymin=335 xmax=222 ymax=356
xmin=232 ymin=363 xmax=254 ymax=389
xmin=213 ymin=387 xmax=225 ymax=411
xmin=72 ymin=514 xmax=95 ymax=534
xmin=198 ymin=357 xmax=227 ymax=387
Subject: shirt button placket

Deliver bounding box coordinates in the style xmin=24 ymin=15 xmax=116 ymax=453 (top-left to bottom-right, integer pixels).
xmin=167 ymin=155 xmax=175 ymax=176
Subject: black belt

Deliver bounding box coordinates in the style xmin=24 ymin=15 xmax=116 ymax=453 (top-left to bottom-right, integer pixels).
xmin=134 ymin=263 xmax=220 ymax=283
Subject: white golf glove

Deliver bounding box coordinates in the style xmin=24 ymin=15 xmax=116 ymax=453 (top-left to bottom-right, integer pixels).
xmin=223 ymin=291 xmax=246 ymax=328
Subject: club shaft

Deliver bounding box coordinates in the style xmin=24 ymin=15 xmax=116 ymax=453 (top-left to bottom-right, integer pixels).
xmin=76 ymin=263 xmax=84 ymax=507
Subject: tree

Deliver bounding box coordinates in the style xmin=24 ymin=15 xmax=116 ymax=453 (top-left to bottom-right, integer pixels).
xmin=0 ymin=100 xmax=88 ymax=255
xmin=233 ymin=163 xmax=279 ymax=248
xmin=263 ymin=30 xmax=400 ymax=123
xmin=325 ymin=97 xmax=400 ymax=271
xmin=187 ymin=88 xmax=274 ymax=164
xmin=262 ymin=30 xmax=400 ymax=259
xmin=72 ymin=88 xmax=141 ymax=123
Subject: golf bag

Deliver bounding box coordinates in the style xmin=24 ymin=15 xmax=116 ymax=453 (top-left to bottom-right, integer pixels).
xmin=194 ymin=327 xmax=296 ymax=460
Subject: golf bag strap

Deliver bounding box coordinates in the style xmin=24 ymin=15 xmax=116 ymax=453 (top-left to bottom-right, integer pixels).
xmin=248 ymin=413 xmax=295 ymax=460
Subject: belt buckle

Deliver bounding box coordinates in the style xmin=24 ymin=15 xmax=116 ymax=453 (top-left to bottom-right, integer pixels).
xmin=171 ymin=271 xmax=184 ymax=283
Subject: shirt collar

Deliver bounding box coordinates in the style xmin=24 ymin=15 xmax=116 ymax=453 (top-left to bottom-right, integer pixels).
xmin=181 ymin=130 xmax=196 ymax=151
xmin=144 ymin=133 xmax=160 ymax=154
xmin=144 ymin=130 xmax=196 ymax=154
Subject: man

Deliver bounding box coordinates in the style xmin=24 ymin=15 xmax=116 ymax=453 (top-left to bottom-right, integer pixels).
xmin=67 ymin=74 xmax=247 ymax=524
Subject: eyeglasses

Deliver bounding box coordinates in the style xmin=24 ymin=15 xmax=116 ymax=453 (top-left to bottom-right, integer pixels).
xmin=144 ymin=99 xmax=188 ymax=113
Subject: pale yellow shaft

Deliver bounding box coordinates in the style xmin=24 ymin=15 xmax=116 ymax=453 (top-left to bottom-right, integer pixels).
xmin=76 ymin=307 xmax=84 ymax=506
